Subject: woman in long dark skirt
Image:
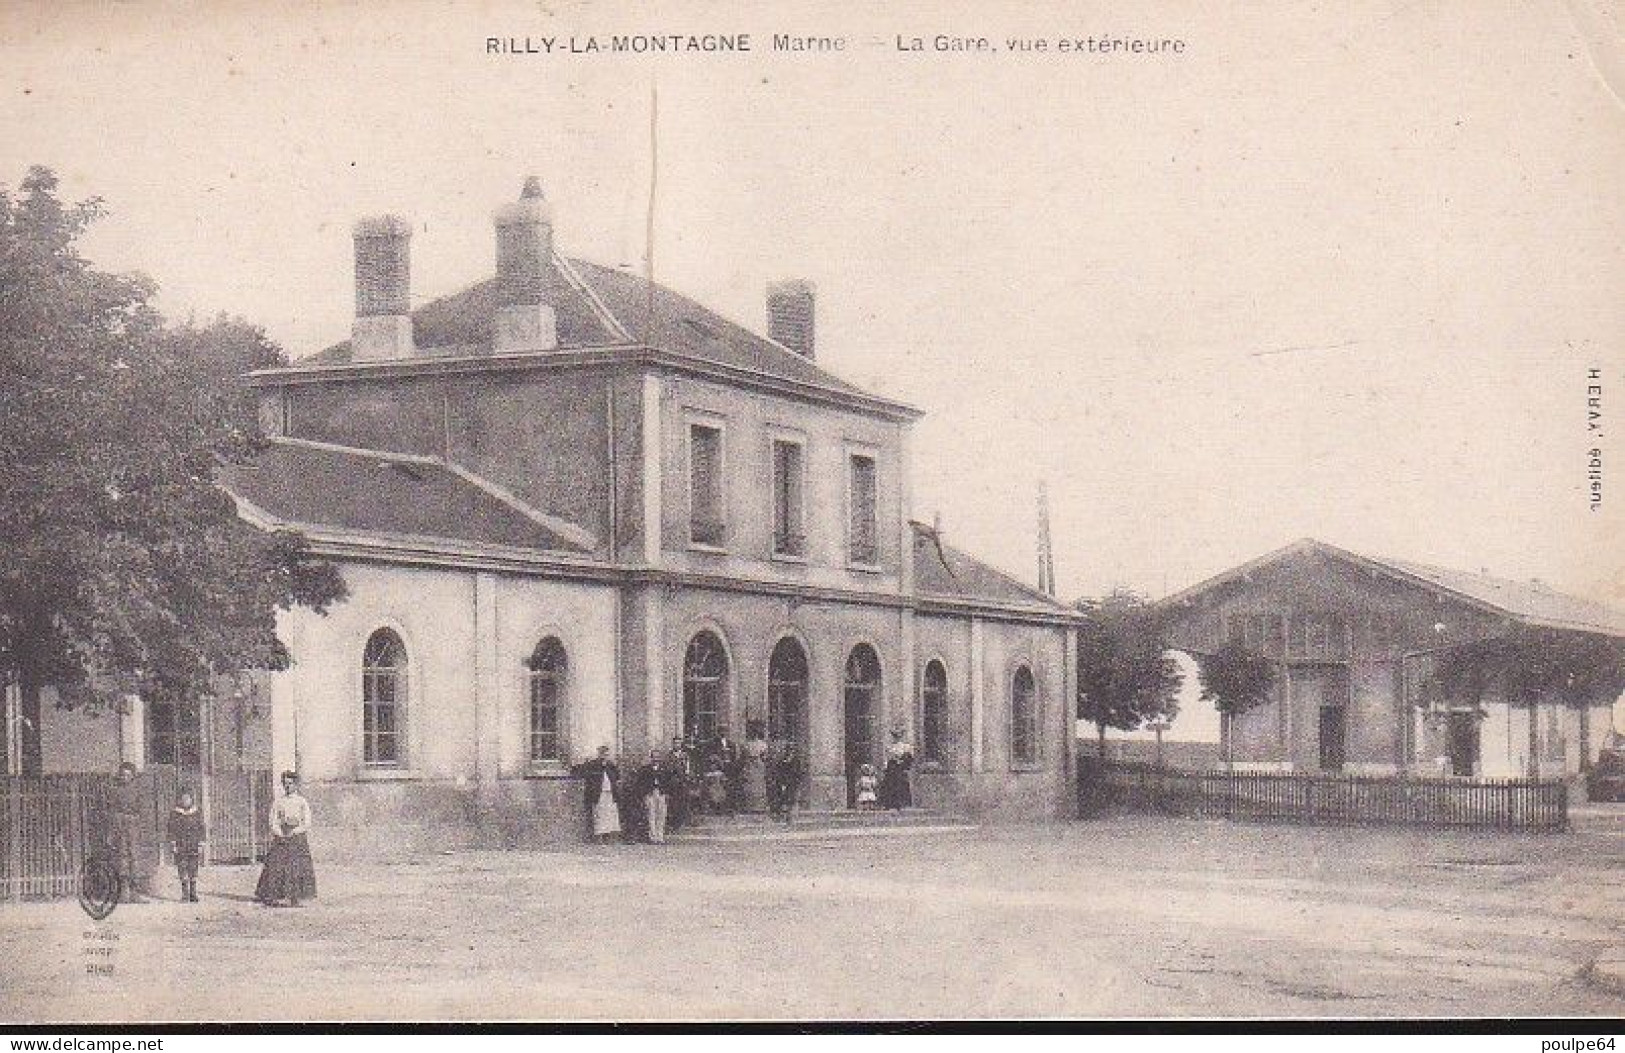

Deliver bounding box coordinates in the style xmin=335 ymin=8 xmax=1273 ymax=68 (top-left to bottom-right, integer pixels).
xmin=256 ymin=771 xmax=317 ymax=907
xmin=878 ymin=725 xmax=915 ymax=810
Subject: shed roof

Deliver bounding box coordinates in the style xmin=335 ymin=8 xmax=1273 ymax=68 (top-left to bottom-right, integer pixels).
xmin=1155 ymin=538 xmax=1625 ymax=638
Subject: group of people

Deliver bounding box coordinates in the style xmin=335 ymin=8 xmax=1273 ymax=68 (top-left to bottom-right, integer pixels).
xmin=105 ymin=762 xmax=316 ymax=908
xmin=573 ymin=721 xmax=808 ymax=843
xmin=103 ymin=723 xmax=921 ymax=900
xmin=573 ymin=722 xmax=920 ymax=842
xmin=854 ymin=726 xmax=917 ymax=810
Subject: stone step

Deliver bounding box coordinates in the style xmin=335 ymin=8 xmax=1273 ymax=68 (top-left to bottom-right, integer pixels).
xmin=670 ymin=807 xmax=978 ymax=842
xmin=668 ymin=822 xmax=981 ymax=844
xmin=681 ymin=807 xmax=949 ymax=829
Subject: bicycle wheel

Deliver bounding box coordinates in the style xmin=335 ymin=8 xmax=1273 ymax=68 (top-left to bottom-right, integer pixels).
xmin=78 ymin=856 xmax=122 ymax=921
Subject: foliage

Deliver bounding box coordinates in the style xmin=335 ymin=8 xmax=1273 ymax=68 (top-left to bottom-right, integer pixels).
xmin=1075 ymin=589 xmax=1183 ymax=750
xmin=0 ymin=165 xmax=345 ymax=714
xmin=1195 ymin=639 xmax=1277 ymax=718
xmin=1433 ymin=625 xmax=1625 ymax=709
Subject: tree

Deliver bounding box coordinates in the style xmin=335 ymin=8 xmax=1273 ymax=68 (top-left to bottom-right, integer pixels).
xmin=0 ymin=166 xmax=345 ymax=773
xmin=1196 ymin=640 xmax=1277 ymax=765
xmin=1434 ymin=626 xmax=1625 ymax=778
xmin=1075 ymin=589 xmax=1183 ymax=758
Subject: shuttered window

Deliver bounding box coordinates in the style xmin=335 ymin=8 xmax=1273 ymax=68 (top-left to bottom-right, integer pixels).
xmin=772 ymin=439 xmax=805 ymax=557
xmin=848 ymin=453 xmax=878 ymax=565
xmin=689 ymin=423 xmax=725 ymax=546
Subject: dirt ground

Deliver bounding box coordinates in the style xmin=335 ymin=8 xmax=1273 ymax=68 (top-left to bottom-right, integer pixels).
xmin=1 ymin=815 xmax=1621 ymax=1022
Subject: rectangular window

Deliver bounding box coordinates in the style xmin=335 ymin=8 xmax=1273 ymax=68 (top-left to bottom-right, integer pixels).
xmin=772 ymin=439 xmax=805 ymax=557
xmin=1287 ymin=613 xmax=1350 ymax=661
xmin=688 ymin=422 xmax=725 ymax=547
xmin=848 ymin=452 xmax=878 ymax=565
xmin=146 ymin=700 xmax=201 ymax=769
xmin=1223 ymin=613 xmax=1285 ymax=658
xmin=1360 ymin=612 xmax=1398 ymax=657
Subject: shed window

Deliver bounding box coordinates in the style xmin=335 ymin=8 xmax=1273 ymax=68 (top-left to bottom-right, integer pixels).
xmin=1011 ymin=665 xmax=1038 ymax=766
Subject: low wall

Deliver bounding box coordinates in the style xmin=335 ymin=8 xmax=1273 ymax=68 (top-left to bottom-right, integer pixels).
xmin=1087 ymin=738 xmax=1223 ymax=772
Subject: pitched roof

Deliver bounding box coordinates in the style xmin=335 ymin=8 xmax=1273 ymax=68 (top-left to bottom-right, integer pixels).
xmin=1374 ymin=554 xmax=1625 ymax=637
xmin=911 ymin=522 xmax=1071 ymax=614
xmin=1157 ymin=538 xmax=1625 ymax=638
xmin=566 ymin=259 xmax=871 ymax=398
xmin=217 ymin=439 xmax=593 ymax=555
xmin=299 ymin=254 xmax=882 ymax=405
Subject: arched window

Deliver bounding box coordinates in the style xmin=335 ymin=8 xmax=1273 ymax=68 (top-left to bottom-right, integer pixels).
xmin=526 ymin=637 xmax=567 ymax=765
xmin=843 ymin=644 xmax=881 ymax=783
xmin=362 ymin=629 xmax=407 ymax=766
xmin=921 ymin=659 xmax=947 ymax=763
xmin=683 ymin=631 xmax=729 ymax=743
xmin=767 ymin=637 xmax=809 ymax=747
xmin=1010 ymin=664 xmax=1038 ymax=766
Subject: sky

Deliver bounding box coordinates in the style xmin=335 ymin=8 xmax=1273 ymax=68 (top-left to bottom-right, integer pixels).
xmin=4 ymin=0 xmax=1622 ymax=606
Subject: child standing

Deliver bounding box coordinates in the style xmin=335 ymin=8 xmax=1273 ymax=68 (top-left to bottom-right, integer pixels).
xmin=167 ymin=788 xmax=205 ymax=903
xmin=854 ymin=763 xmax=879 ymax=810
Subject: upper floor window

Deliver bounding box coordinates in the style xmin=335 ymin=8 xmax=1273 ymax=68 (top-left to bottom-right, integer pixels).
xmin=526 ymin=637 xmax=567 ymax=765
xmin=921 ymin=660 xmax=947 ymax=763
xmin=1010 ymin=664 xmax=1038 ymax=767
xmin=1224 ymin=612 xmax=1285 ymax=658
xmin=688 ymin=422 xmax=725 ymax=547
xmin=1360 ymin=612 xmax=1401 ymax=657
xmin=848 ymin=452 xmax=878 ymax=565
xmin=772 ymin=438 xmax=806 ymax=558
xmin=1288 ymin=613 xmax=1349 ymax=662
xmin=362 ymin=628 xmax=407 ymax=766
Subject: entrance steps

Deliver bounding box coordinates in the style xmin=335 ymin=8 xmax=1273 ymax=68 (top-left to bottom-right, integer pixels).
xmin=669 ymin=807 xmax=979 ymax=843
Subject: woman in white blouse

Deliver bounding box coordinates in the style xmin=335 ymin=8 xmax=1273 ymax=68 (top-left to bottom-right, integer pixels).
xmin=255 ymin=771 xmax=318 ymax=906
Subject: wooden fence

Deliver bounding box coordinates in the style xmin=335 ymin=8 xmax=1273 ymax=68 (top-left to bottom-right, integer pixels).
xmin=1 ymin=768 xmax=272 ymax=902
xmin=1078 ymin=759 xmax=1569 ymax=833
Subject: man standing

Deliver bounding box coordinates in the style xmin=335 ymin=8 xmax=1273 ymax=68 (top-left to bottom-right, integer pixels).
xmin=711 ymin=725 xmax=741 ymax=815
xmin=108 ymin=762 xmax=149 ymax=902
xmin=571 ymin=746 xmax=621 ymax=842
xmin=635 ymin=750 xmax=671 ymax=844
xmin=662 ymin=736 xmax=691 ymax=832
xmin=770 ymin=745 xmax=804 ymax=824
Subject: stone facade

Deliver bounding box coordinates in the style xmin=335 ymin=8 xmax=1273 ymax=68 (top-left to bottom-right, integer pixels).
xmin=216 ymin=182 xmax=1079 ymax=854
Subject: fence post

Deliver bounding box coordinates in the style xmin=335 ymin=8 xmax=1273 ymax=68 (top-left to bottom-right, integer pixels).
xmin=249 ymin=771 xmax=260 ymax=861
xmin=4 ymin=780 xmax=18 ymax=904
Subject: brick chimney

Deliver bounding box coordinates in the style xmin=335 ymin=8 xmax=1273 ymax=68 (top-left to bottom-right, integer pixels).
xmin=491 ymin=176 xmax=558 ymax=352
xmin=766 ymin=279 xmax=815 ymax=359
xmin=350 ymin=215 xmax=414 ymax=362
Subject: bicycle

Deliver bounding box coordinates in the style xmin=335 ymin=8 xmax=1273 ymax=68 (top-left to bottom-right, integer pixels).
xmin=77 ymin=827 xmax=123 ymax=921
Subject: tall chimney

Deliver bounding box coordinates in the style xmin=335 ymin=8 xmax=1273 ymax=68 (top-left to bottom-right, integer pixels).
xmin=491 ymin=176 xmax=558 ymax=352
xmin=350 ymin=215 xmax=414 ymax=361
xmin=767 ymin=279 xmax=815 ymax=359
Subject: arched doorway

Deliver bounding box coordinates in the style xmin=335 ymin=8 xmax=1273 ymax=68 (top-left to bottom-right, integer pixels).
xmin=767 ymin=637 xmax=809 ymax=750
xmin=682 ymin=630 xmax=729 ymax=744
xmin=920 ymin=659 xmax=948 ymax=764
xmin=843 ymin=644 xmax=881 ymax=804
